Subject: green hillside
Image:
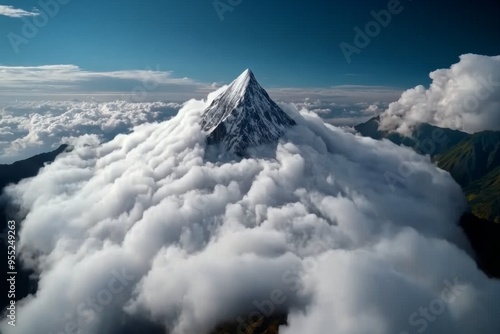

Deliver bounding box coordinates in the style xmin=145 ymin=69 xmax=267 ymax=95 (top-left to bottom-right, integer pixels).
xmin=355 ymin=118 xmax=500 ymax=223
xmin=213 ymin=314 xmax=286 ymax=334
xmin=436 ymin=131 xmax=500 ymax=186
xmin=465 ymin=167 xmax=500 ymax=223
xmin=435 ymin=132 xmax=500 ymax=222
xmin=354 ymin=116 xmax=468 ymax=156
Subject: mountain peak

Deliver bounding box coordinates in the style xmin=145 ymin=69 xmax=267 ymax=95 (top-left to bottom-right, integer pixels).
xmin=239 ymin=68 xmax=254 ymax=80
xmin=223 ymin=69 xmax=259 ymax=99
xmin=200 ymin=70 xmax=296 ymax=155
xmin=236 ymin=69 xmax=257 ymax=83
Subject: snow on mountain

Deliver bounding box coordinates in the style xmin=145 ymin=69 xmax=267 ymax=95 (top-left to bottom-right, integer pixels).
xmin=200 ymin=69 xmax=296 ymax=154
xmin=3 ymin=70 xmax=500 ymax=334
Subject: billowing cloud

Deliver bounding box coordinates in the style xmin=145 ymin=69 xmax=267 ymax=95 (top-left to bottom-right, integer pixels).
xmin=0 ymin=5 xmax=38 ymax=18
xmin=1 ymin=91 xmax=499 ymax=334
xmin=0 ymin=100 xmax=181 ymax=164
xmin=379 ymin=54 xmax=500 ymax=135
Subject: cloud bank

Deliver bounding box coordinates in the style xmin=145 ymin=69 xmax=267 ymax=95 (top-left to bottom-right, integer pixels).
xmin=0 ymin=65 xmax=215 ymax=102
xmin=1 ymin=92 xmax=499 ymax=334
xmin=0 ymin=5 xmax=38 ymax=18
xmin=0 ymin=65 xmax=402 ymax=119
xmin=379 ymin=54 xmax=500 ymax=135
xmin=0 ymin=100 xmax=181 ymax=164
xmin=278 ymin=99 xmax=389 ymax=127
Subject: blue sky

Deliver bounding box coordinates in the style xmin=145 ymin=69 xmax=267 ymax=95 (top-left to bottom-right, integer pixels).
xmin=0 ymin=0 xmax=499 ymax=90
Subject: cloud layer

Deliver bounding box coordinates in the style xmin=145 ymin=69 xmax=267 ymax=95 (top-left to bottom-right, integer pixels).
xmin=379 ymin=54 xmax=500 ymax=135
xmin=1 ymin=92 xmax=499 ymax=334
xmin=0 ymin=65 xmax=215 ymax=102
xmin=0 ymin=100 xmax=181 ymax=164
xmin=0 ymin=66 xmax=402 ymax=124
xmin=278 ymin=99 xmax=389 ymax=127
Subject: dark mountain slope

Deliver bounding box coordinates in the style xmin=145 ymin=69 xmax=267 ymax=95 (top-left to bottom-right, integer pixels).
xmin=437 ymin=131 xmax=500 ymax=187
xmin=354 ymin=116 xmax=468 ymax=157
xmin=0 ymin=144 xmax=69 ymax=312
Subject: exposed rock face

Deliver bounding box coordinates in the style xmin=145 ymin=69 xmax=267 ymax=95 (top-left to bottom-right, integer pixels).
xmin=201 ymin=69 xmax=296 ymax=154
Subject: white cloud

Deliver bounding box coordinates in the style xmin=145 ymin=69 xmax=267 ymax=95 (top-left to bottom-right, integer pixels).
xmin=0 ymin=65 xmax=402 ymax=112
xmin=0 ymin=79 xmax=396 ymax=165
xmin=362 ymin=103 xmax=383 ymax=115
xmin=379 ymin=54 xmax=500 ymax=135
xmin=270 ymin=85 xmax=402 ymax=106
xmin=0 ymin=65 xmax=216 ymax=102
xmin=1 ymin=93 xmax=499 ymax=334
xmin=323 ymin=116 xmax=372 ymax=127
xmin=0 ymin=98 xmax=382 ymax=165
xmin=0 ymin=100 xmax=181 ymax=164
xmin=276 ymin=100 xmax=389 ymax=128
xmin=0 ymin=5 xmax=38 ymax=18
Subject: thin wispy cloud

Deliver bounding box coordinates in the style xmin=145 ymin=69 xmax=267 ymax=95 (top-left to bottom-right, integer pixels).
xmin=0 ymin=65 xmax=217 ymax=101
xmin=269 ymin=85 xmax=402 ymax=105
xmin=0 ymin=65 xmax=403 ymax=105
xmin=0 ymin=5 xmax=39 ymax=18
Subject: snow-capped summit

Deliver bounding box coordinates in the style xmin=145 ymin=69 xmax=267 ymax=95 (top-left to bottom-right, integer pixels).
xmin=200 ymin=69 xmax=296 ymax=154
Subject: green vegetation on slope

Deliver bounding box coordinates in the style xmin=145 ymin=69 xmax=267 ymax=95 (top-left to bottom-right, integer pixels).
xmin=213 ymin=314 xmax=287 ymax=334
xmin=436 ymin=131 xmax=500 ymax=187
xmin=465 ymin=167 xmax=500 ymax=223
xmin=435 ymin=132 xmax=500 ymax=222
xmin=354 ymin=116 xmax=469 ymax=157
xmin=355 ymin=117 xmax=500 ymax=223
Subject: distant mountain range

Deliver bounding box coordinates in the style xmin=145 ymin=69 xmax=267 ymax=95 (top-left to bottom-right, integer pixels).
xmin=355 ymin=116 xmax=500 ymax=223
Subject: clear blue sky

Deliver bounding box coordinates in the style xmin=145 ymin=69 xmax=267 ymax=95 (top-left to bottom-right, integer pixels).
xmin=1 ymin=0 xmax=499 ymax=88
